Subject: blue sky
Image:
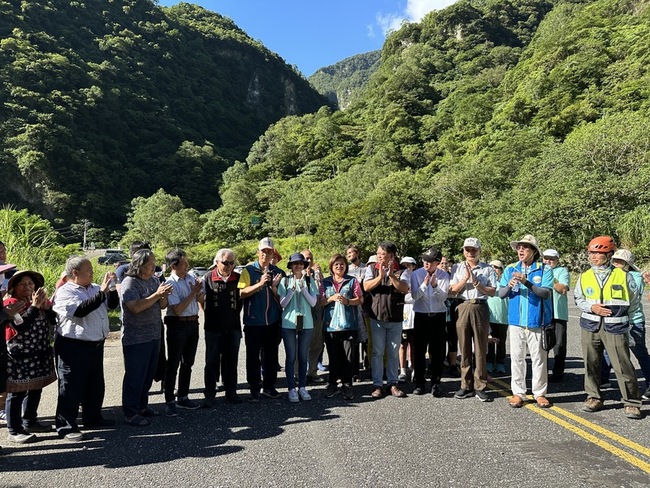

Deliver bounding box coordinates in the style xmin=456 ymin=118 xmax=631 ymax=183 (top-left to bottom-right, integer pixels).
xmin=158 ymin=0 xmax=458 ymax=76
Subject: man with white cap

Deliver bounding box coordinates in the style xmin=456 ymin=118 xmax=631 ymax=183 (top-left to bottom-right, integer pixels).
xmin=499 ymin=234 xmax=554 ymax=408
xmin=542 ymin=249 xmax=571 ymax=383
xmin=238 ymin=237 xmax=285 ymax=402
xmin=574 ymin=236 xmax=642 ymax=419
xmin=603 ymin=249 xmax=650 ymax=400
xmin=449 ymin=238 xmax=496 ymax=402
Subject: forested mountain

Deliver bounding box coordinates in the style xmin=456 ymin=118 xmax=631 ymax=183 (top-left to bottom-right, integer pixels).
xmin=308 ymin=51 xmax=381 ymax=110
xmin=0 ymin=0 xmax=328 ymax=228
xmin=210 ymin=0 xmax=650 ymax=262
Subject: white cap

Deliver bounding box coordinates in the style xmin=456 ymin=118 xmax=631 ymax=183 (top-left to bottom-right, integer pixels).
xmin=400 ymin=256 xmax=416 ymax=265
xmin=367 ymin=254 xmax=378 ymax=264
xmin=542 ymin=249 xmax=559 ymax=259
xmin=463 ymin=237 xmax=481 ymax=249
xmin=612 ymin=249 xmax=639 ymax=271
xmin=258 ymin=237 xmax=274 ymax=251
xmin=489 ymin=260 xmax=504 ymax=269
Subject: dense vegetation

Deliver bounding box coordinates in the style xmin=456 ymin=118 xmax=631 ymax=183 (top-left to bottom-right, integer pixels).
xmin=207 ymin=0 xmax=650 ymax=265
xmin=0 ymin=0 xmax=328 ymax=231
xmin=2 ymin=0 xmax=650 ymax=269
xmin=308 ymin=51 xmax=381 ymax=110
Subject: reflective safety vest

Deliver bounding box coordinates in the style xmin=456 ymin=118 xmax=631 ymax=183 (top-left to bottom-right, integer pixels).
xmin=579 ymin=267 xmax=630 ymax=333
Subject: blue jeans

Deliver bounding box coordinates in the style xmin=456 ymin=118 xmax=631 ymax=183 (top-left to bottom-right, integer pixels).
xmin=6 ymin=389 xmax=42 ymax=435
xmin=282 ymin=327 xmax=313 ymax=390
xmin=602 ymin=322 xmax=650 ymax=388
xmin=370 ymin=320 xmax=402 ymax=386
xmin=122 ymin=339 xmax=160 ymax=418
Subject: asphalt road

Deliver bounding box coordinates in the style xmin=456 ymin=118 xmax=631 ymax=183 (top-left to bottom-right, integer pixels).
xmin=1 ymin=300 xmax=649 ymax=487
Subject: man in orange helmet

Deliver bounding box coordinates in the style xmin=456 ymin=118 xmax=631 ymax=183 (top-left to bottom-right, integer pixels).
xmin=574 ymin=236 xmax=642 ymax=419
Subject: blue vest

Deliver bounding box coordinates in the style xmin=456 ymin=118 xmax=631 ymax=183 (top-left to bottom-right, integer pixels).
xmin=323 ymin=276 xmax=358 ymax=332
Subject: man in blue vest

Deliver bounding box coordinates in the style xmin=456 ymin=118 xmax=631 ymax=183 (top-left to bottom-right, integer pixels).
xmin=574 ymin=236 xmax=642 ymax=419
xmin=238 ymin=237 xmax=285 ymax=402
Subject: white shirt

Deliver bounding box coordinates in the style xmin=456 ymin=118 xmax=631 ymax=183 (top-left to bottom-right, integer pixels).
xmin=166 ymin=272 xmax=200 ymax=316
xmin=53 ymin=282 xmax=110 ymax=341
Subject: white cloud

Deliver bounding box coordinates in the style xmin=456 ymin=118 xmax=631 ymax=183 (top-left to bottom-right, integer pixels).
xmin=375 ymin=0 xmax=459 ymax=35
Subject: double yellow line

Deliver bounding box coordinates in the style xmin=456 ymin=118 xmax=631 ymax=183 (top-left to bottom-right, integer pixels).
xmin=490 ymin=377 xmax=650 ymax=473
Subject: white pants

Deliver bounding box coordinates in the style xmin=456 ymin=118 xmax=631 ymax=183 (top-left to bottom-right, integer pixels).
xmin=509 ymin=325 xmax=548 ymax=399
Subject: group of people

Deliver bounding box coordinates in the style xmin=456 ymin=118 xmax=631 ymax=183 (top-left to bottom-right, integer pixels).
xmin=1 ymin=232 xmax=648 ymax=447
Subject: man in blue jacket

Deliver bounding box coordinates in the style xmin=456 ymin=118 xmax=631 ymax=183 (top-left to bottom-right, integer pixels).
xmin=238 ymin=238 xmax=285 ymax=402
xmin=499 ymin=234 xmax=553 ymax=409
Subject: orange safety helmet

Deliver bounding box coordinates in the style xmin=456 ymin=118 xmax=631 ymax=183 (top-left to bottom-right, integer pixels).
xmin=587 ymin=236 xmax=617 ymax=253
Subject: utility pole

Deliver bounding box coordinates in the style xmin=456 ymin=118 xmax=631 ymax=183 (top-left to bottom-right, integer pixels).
xmin=82 ymin=219 xmax=90 ymax=250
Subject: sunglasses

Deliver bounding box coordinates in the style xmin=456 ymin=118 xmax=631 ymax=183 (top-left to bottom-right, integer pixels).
xmin=219 ymin=260 xmax=235 ymax=266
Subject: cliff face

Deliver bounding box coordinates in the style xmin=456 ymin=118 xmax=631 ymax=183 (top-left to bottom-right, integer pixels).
xmin=0 ymin=0 xmax=328 ymax=226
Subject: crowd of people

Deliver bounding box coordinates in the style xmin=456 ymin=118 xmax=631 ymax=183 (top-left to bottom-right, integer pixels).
xmin=0 ymin=233 xmax=648 ymax=448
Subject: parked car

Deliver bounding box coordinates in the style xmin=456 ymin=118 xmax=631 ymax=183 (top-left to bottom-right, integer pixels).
xmin=98 ymin=253 xmax=128 ymax=265
xmin=188 ymin=266 xmax=209 ymax=280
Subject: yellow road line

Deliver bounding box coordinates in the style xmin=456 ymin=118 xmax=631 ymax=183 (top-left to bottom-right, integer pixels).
xmin=489 ymin=377 xmax=650 ymax=473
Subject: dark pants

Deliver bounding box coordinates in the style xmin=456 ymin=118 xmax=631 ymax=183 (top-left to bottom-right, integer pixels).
xmin=487 ymin=323 xmax=508 ymax=365
xmin=551 ymin=319 xmax=568 ymax=376
xmin=413 ymin=312 xmax=447 ymax=388
xmin=54 ymin=335 xmax=105 ymax=436
xmin=164 ymin=319 xmax=199 ymax=403
xmin=244 ymin=322 xmax=281 ymax=393
xmin=325 ymin=330 xmax=356 ymax=386
xmin=204 ymin=329 xmax=242 ymax=399
xmin=122 ymin=339 xmax=160 ymax=418
xmin=6 ymin=389 xmax=42 ymax=435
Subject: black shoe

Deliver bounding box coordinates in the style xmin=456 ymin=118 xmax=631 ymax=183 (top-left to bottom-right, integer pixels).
xmin=413 ymin=387 xmax=424 ymax=395
xmin=475 ymin=389 xmax=491 ymax=402
xmin=226 ymin=395 xmax=243 ymax=405
xmin=324 ymin=384 xmax=339 ymax=398
xmin=454 ymin=388 xmax=475 ymax=399
xmin=341 ymin=384 xmax=354 ymax=401
xmin=307 ymin=375 xmax=326 ymax=385
xmin=23 ymin=421 xmax=52 ymax=433
xmin=261 ymin=388 xmax=281 ymax=399
xmin=431 ymin=384 xmax=443 ymax=398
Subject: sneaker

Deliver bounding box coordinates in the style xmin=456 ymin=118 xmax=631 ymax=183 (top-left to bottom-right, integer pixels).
xmin=341 ymin=384 xmax=354 ymax=400
xmin=454 ymin=388 xmax=475 ymax=399
xmin=431 ymin=384 xmax=443 ymax=398
xmin=262 ymin=388 xmax=281 ymax=399
xmin=486 ymin=363 xmax=494 ymax=374
xmin=413 ymin=386 xmax=424 ymax=395
xmin=324 ymin=384 xmax=339 ymax=398
xmin=176 ymin=397 xmax=200 ymax=410
xmin=495 ymin=363 xmax=506 ymax=374
xmin=64 ymin=432 xmax=85 ymax=442
xmin=288 ymin=388 xmax=299 ymax=403
xmin=398 ymin=372 xmax=407 ymax=383
xmin=624 ymin=406 xmax=642 ymax=419
xmin=475 ymin=389 xmax=491 ymax=402
xmin=165 ymin=402 xmax=178 ymax=417
xmin=317 ymin=362 xmax=328 ymax=372
xmin=9 ymin=432 xmax=37 ymax=444
xmin=582 ymin=397 xmax=604 ymax=412
xmin=298 ymin=387 xmax=312 ymax=401
xmin=201 ymin=396 xmax=217 ymax=409
xmin=23 ymin=421 xmax=52 ymax=433
xmin=642 ymin=388 xmax=650 ymax=401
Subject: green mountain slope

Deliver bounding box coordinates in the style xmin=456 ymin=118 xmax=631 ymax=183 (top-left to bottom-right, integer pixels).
xmin=308 ymin=50 xmax=381 ymax=110
xmin=213 ymin=0 xmax=650 ymax=260
xmin=0 ymin=0 xmax=328 ymax=227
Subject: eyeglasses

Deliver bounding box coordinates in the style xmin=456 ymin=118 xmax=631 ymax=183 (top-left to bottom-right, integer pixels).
xmin=219 ymin=260 xmax=235 ymax=266
xmin=492 ymin=266 xmax=503 ymax=270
